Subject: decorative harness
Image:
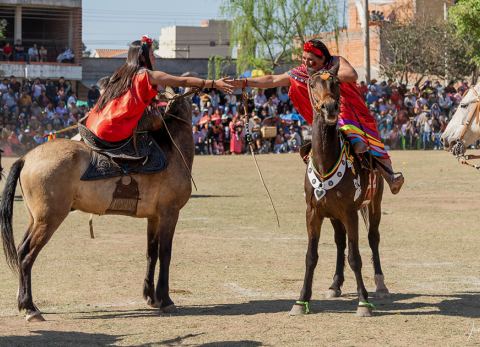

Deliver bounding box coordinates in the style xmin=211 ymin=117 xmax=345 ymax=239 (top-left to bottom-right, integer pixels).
xmin=451 ymin=86 xmax=480 ymax=170
xmin=306 ymin=70 xmax=363 ymax=202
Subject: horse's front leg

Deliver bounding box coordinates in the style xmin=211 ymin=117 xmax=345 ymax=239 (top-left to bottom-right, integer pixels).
xmin=143 ymin=217 xmax=160 ymax=307
xmin=156 ymin=210 xmax=179 ymax=313
xmin=326 ymin=218 xmax=346 ymax=298
xmin=344 ymin=212 xmax=373 ymax=317
xmin=289 ymin=205 xmax=323 ymax=315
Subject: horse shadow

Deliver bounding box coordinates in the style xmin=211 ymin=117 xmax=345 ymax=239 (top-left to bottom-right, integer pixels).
xmin=0 ymin=331 xmax=258 ymax=347
xmin=72 ymin=291 xmax=480 ymax=320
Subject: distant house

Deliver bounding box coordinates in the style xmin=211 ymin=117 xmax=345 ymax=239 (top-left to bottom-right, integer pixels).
xmin=91 ymin=49 xmax=128 ymax=59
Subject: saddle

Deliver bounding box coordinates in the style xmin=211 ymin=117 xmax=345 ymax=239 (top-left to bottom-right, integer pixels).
xmin=79 ymin=108 xmax=168 ymax=181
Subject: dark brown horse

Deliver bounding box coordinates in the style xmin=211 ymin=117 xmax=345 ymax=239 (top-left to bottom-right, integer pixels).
xmin=0 ymin=94 xmax=193 ymax=322
xmin=289 ymin=64 xmax=388 ymax=317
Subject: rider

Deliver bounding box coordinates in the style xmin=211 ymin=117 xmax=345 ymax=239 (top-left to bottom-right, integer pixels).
xmin=229 ymin=39 xmax=404 ymax=194
xmin=86 ymin=35 xmax=234 ymax=143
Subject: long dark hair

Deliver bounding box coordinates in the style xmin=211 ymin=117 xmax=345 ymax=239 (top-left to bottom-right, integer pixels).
xmin=94 ymin=40 xmax=153 ymax=111
xmin=306 ymin=39 xmax=332 ymax=65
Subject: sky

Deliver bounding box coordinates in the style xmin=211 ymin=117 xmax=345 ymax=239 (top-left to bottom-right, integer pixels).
xmin=82 ymin=0 xmax=224 ymax=50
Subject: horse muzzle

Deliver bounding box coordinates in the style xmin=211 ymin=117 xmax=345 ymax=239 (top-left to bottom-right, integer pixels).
xmin=321 ymin=101 xmax=339 ymax=125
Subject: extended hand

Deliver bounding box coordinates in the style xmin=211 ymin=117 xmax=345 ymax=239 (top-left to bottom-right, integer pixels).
xmin=215 ymin=77 xmax=234 ymax=94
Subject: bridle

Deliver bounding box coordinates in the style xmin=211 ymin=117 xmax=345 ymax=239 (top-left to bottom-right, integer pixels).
xmin=307 ymin=70 xmax=339 ymax=116
xmin=450 ymin=86 xmax=480 ymax=169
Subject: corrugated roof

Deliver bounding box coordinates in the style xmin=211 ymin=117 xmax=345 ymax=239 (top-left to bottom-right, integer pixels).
xmin=93 ymin=49 xmax=128 ymax=58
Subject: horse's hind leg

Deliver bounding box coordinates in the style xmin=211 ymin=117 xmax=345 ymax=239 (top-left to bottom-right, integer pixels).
xmin=17 ymin=215 xmax=66 ymax=322
xmin=143 ymin=217 xmax=160 ymax=308
xmin=155 ymin=209 xmax=179 ymax=313
xmin=367 ymin=181 xmax=389 ymax=298
xmin=326 ymin=218 xmax=346 ymax=298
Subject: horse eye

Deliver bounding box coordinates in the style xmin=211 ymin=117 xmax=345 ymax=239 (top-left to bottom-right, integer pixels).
xmin=460 ymin=104 xmax=468 ymax=109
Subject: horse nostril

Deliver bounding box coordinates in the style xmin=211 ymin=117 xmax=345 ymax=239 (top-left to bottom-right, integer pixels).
xmin=334 ymin=103 xmax=339 ymax=111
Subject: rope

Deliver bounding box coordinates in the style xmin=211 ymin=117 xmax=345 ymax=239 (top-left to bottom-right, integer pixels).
xmin=242 ymin=88 xmax=280 ymax=228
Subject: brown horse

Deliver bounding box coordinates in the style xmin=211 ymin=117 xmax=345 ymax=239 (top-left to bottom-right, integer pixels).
xmin=289 ymin=64 xmax=389 ymax=317
xmin=0 ymin=95 xmax=193 ymax=322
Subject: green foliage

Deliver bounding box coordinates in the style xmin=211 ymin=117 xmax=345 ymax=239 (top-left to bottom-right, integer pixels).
xmin=380 ymin=15 xmax=473 ymax=84
xmin=221 ymin=0 xmax=337 ymax=74
xmin=449 ymin=0 xmax=480 ymax=67
xmin=0 ymin=19 xmax=6 ymax=40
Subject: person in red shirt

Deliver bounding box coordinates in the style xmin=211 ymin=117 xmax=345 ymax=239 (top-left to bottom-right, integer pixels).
xmin=86 ymin=35 xmax=233 ymax=143
xmin=228 ymin=39 xmax=403 ymax=194
xmin=2 ymin=43 xmax=12 ymax=61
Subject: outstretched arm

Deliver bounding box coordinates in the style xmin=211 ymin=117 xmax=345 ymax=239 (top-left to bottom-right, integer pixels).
xmin=147 ymin=70 xmax=234 ymax=94
xmin=229 ymin=73 xmax=291 ymax=89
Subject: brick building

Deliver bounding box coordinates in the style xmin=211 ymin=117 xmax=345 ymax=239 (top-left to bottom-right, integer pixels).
xmin=0 ymin=0 xmax=82 ymax=81
xmin=320 ymin=0 xmax=453 ymax=81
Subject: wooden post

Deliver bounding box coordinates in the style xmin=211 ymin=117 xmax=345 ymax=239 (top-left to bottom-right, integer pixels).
xmin=363 ymin=0 xmax=371 ymax=84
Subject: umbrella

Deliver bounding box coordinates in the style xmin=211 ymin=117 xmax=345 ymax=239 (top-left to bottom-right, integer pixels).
xmin=198 ymin=115 xmax=211 ymax=125
xmin=281 ymin=113 xmax=304 ymax=122
xmin=240 ymin=70 xmax=252 ymax=78
xmin=210 ymin=114 xmax=221 ymax=122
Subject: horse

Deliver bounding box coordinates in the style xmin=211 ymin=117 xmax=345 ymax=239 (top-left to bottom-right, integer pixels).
xmin=0 ymin=94 xmax=194 ymax=322
xmin=441 ymin=83 xmax=480 ymax=157
xmin=289 ymin=64 xmax=389 ymax=317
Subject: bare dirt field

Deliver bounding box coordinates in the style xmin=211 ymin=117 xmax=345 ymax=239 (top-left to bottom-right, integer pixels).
xmin=0 ymin=151 xmax=480 ymax=346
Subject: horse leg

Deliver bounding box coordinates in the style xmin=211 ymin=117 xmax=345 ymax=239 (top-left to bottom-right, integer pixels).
xmin=143 ymin=217 xmax=160 ymax=308
xmin=368 ymin=183 xmax=389 ymax=298
xmin=17 ymin=216 xmax=66 ymax=322
xmin=344 ymin=213 xmax=373 ymax=317
xmin=155 ymin=210 xmax=179 ymax=313
xmin=289 ymin=206 xmax=323 ymax=315
xmin=326 ymin=218 xmax=346 ymax=298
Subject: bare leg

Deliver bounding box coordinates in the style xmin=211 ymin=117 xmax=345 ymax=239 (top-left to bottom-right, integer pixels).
xmin=143 ymin=217 xmax=160 ymax=307
xmin=156 ymin=210 xmax=179 ymax=313
xmin=326 ymin=219 xmax=346 ymax=298
xmin=290 ymin=206 xmax=323 ymax=315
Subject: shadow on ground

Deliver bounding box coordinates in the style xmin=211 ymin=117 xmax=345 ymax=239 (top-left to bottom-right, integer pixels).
xmin=70 ymin=292 xmax=480 ymax=320
xmin=0 ymin=331 xmax=262 ymax=347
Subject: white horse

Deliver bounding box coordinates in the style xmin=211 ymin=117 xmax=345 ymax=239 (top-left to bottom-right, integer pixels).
xmin=442 ymin=83 xmax=480 ymax=154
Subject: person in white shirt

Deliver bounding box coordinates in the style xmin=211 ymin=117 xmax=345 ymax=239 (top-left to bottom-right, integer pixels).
xmin=28 ymin=44 xmax=39 ymax=62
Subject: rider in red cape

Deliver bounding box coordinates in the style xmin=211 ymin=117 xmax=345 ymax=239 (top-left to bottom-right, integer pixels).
xmin=229 ymin=39 xmax=404 ymax=194
xmin=86 ymin=35 xmax=234 ymax=142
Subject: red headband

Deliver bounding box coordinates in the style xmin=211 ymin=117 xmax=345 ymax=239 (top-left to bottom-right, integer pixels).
xmin=141 ymin=35 xmax=153 ymax=46
xmin=303 ymin=41 xmax=324 ymax=57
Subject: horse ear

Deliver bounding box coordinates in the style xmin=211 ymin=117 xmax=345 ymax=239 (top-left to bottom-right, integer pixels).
xmin=330 ymin=59 xmax=340 ymax=76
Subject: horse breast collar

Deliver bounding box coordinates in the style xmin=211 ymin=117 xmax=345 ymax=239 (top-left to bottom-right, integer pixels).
xmin=307 ymin=139 xmax=361 ymax=201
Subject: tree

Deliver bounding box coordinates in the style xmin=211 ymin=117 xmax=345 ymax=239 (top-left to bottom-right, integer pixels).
xmin=0 ymin=19 xmax=6 ymax=40
xmin=379 ymin=12 xmax=472 ymax=85
xmin=221 ymin=0 xmax=338 ymax=74
xmin=449 ymin=0 xmax=480 ymax=80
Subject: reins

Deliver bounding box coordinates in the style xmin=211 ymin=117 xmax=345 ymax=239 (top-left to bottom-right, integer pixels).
xmin=241 ymin=87 xmax=281 ymax=228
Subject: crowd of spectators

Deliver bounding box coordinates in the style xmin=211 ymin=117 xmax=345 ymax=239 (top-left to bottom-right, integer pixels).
xmin=1 ymin=39 xmax=74 ymax=63
xmin=0 ymin=72 xmax=471 ymax=157
xmin=0 ymin=75 xmax=93 ymax=156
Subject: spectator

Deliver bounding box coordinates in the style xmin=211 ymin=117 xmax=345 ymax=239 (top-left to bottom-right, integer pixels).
xmin=14 ymin=39 xmax=27 ymax=62
xmin=28 ymin=44 xmax=39 ymax=62
xmin=87 ymin=84 xmax=100 ymax=108
xmin=2 ymin=42 xmax=12 ymax=61
xmin=39 ymin=45 xmax=47 ymax=62
xmin=57 ymin=47 xmax=74 ymax=63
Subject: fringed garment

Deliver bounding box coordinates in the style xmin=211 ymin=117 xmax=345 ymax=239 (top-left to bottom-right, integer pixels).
xmin=287 ymin=64 xmax=389 ymax=159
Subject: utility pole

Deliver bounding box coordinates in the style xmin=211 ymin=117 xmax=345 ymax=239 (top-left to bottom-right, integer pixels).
xmin=363 ymin=0 xmax=371 ymax=84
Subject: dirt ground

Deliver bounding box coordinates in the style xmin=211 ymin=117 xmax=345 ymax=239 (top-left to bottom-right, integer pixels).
xmin=0 ymin=151 xmax=479 ymax=346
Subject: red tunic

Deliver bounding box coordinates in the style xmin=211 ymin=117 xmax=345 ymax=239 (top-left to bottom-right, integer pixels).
xmin=86 ymin=70 xmax=157 ymax=142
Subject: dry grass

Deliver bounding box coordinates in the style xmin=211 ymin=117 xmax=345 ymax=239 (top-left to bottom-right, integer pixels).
xmin=0 ymin=151 xmax=480 ymax=346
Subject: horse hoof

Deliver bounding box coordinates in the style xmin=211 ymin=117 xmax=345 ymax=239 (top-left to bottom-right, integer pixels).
xmin=146 ymin=298 xmax=159 ymax=308
xmin=160 ymin=304 xmax=177 ymax=314
xmin=325 ymin=289 xmax=342 ymax=298
xmin=26 ymin=310 xmax=45 ymax=322
xmin=375 ymin=288 xmax=390 ymax=299
xmin=289 ymin=303 xmax=310 ymax=316
xmin=356 ymin=306 xmax=373 ymax=317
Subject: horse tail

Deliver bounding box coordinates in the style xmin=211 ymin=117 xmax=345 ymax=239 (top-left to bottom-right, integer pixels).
xmin=1 ymin=158 xmax=24 ymax=273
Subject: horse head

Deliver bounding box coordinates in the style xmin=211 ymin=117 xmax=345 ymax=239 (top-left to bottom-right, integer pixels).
xmin=307 ymin=61 xmax=341 ymax=126
xmin=441 ymin=84 xmax=480 ymax=154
